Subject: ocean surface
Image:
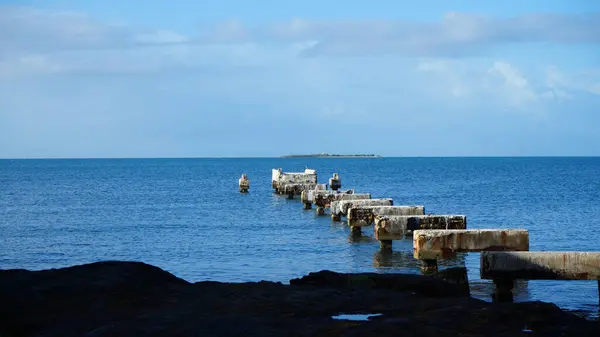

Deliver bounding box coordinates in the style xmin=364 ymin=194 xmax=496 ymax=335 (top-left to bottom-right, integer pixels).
xmin=1 ymin=157 xmax=599 ymax=318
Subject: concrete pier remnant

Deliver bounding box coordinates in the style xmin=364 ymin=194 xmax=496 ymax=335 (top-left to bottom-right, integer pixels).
xmin=347 ymin=205 xmax=425 ymax=228
xmin=480 ymin=251 xmax=600 ymax=303
xmin=413 ymin=229 xmax=529 ymax=274
xmin=330 ymin=198 xmax=394 ymax=222
xmin=413 ymin=229 xmax=530 ymax=260
xmin=329 ymin=173 xmax=341 ymax=191
xmin=314 ymin=192 xmax=370 ymax=216
xmin=375 ymin=215 xmax=466 ymax=251
xmin=238 ymin=174 xmax=250 ymax=193
xmin=271 ymin=168 xmax=318 ymax=196
xmin=271 ymin=168 xmax=282 ymax=191
xmin=301 ymin=184 xmax=329 ymax=209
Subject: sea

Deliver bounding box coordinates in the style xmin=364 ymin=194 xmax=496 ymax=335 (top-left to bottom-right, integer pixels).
xmin=1 ymin=157 xmax=599 ymax=318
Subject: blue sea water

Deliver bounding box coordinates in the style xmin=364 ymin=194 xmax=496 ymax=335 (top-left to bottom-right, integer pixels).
xmin=1 ymin=157 xmax=599 ymax=317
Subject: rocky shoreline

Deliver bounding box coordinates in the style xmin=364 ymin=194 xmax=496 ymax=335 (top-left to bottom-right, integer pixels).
xmin=1 ymin=261 xmax=598 ymax=336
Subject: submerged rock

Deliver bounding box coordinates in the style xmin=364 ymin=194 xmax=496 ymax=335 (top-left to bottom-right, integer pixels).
xmin=0 ymin=261 xmax=598 ymax=337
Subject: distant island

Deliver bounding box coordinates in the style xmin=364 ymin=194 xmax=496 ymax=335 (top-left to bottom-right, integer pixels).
xmin=281 ymin=153 xmax=382 ymax=158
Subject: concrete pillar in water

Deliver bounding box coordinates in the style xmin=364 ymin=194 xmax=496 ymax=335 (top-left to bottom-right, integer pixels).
xmin=303 ymin=202 xmax=312 ymax=210
xmin=331 ymin=213 xmax=341 ymax=222
xmin=419 ymin=259 xmax=438 ymax=274
xmin=379 ymin=240 xmax=393 ymax=251
xmin=238 ymin=174 xmax=250 ymax=193
xmin=329 ymin=173 xmax=341 ymax=191
xmin=492 ymin=279 xmax=514 ymax=303
xmin=350 ymin=226 xmax=361 ymax=237
xmin=316 ymin=206 xmax=325 ymax=216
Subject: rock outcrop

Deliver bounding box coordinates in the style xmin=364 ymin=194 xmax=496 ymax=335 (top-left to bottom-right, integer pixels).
xmin=0 ymin=261 xmax=598 ymax=337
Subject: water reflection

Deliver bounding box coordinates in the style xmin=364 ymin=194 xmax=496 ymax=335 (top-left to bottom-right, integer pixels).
xmin=372 ymin=249 xmax=467 ymax=270
xmin=347 ymin=232 xmax=378 ymax=244
xmin=470 ymin=279 xmax=531 ymax=303
xmin=372 ymin=249 xmax=532 ymax=303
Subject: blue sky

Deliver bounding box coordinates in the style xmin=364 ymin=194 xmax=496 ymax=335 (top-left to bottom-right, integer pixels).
xmin=1 ymin=0 xmax=599 ymax=158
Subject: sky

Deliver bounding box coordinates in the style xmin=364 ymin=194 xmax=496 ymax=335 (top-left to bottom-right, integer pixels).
xmin=1 ymin=0 xmax=599 ymax=158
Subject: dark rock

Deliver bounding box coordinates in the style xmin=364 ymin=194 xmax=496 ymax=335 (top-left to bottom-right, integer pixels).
xmin=289 ymin=269 xmax=469 ymax=297
xmin=0 ymin=261 xmax=598 ymax=337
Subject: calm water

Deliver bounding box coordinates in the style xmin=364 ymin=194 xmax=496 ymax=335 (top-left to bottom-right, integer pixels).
xmin=1 ymin=157 xmax=599 ymax=317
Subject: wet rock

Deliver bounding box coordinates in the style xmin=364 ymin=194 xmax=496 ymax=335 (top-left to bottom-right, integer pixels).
xmin=0 ymin=261 xmax=598 ymax=337
xmin=289 ymin=270 xmax=469 ymax=297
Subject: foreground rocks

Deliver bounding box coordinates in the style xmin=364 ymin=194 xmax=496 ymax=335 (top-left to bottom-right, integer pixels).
xmin=0 ymin=261 xmax=598 ymax=337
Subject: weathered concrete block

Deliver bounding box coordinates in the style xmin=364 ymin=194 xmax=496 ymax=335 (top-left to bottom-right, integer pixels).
xmin=272 ymin=168 xmax=282 ymax=190
xmin=374 ymin=215 xmax=466 ymax=241
xmin=481 ymin=251 xmax=600 ymax=280
xmin=330 ymin=198 xmax=393 ymax=217
xmin=238 ymin=174 xmax=250 ymax=193
xmin=301 ymin=185 xmax=338 ymax=204
xmin=280 ymin=183 xmax=316 ymax=197
xmin=328 ymin=173 xmax=341 ymax=191
xmin=314 ymin=192 xmax=369 ymax=208
xmin=348 ymin=205 xmax=425 ymax=227
xmin=271 ymin=168 xmax=317 ymax=193
xmin=413 ymin=229 xmax=529 ymax=260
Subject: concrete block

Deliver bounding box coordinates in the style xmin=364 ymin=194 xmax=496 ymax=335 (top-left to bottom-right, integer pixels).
xmin=330 ymin=198 xmax=393 ymax=217
xmin=413 ymin=229 xmax=529 ymax=260
xmin=348 ymin=205 xmax=425 ymax=227
xmin=375 ymin=215 xmax=466 ymax=241
xmin=300 ymin=185 xmax=328 ymax=204
xmin=314 ymin=192 xmax=370 ymax=208
xmin=271 ymin=168 xmax=317 ymax=193
xmin=329 ymin=173 xmax=341 ymax=190
xmin=238 ymin=174 xmax=250 ymax=193
xmin=481 ymin=251 xmax=600 ymax=280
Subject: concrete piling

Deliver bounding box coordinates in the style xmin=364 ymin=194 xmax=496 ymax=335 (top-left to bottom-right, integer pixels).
xmin=330 ymin=198 xmax=394 ymax=221
xmin=413 ymin=229 xmax=529 ymax=276
xmin=272 ymin=168 xmax=317 ymax=195
xmin=301 ymin=185 xmax=328 ymax=210
xmin=413 ymin=229 xmax=530 ymax=260
xmin=420 ymin=259 xmax=439 ymax=274
xmin=314 ymin=192 xmax=370 ymax=215
xmin=379 ymin=240 xmax=393 ymax=251
xmin=238 ymin=174 xmax=250 ymax=193
xmin=350 ymin=226 xmax=362 ymax=237
xmin=481 ymin=251 xmax=600 ymax=303
xmin=329 ymin=173 xmax=341 ymax=191
xmin=492 ymin=279 xmax=515 ymax=303
xmin=347 ymin=205 xmax=425 ymax=228
xmin=480 ymin=251 xmax=600 ymax=280
xmin=374 ymin=215 xmax=466 ymax=250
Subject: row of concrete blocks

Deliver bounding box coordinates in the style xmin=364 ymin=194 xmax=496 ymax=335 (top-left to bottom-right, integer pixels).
xmin=297 ymin=186 xmax=600 ymax=304
xmin=413 ymin=229 xmax=600 ymax=303
xmin=271 ymin=169 xmax=600 ymax=304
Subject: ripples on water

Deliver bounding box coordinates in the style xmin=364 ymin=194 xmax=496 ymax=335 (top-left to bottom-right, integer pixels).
xmin=1 ymin=157 xmax=599 ymax=318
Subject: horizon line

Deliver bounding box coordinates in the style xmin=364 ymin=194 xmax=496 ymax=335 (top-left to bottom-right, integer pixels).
xmin=2 ymin=155 xmax=600 ymax=160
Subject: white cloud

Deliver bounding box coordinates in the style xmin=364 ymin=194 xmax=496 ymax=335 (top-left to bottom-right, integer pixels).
xmin=488 ymin=61 xmax=539 ymax=108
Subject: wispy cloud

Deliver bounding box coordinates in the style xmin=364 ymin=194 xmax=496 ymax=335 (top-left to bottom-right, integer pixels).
xmin=2 ymin=6 xmax=599 ymax=57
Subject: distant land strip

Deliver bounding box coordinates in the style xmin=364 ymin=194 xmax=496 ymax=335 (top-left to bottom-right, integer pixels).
xmin=280 ymin=153 xmax=383 ymax=158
